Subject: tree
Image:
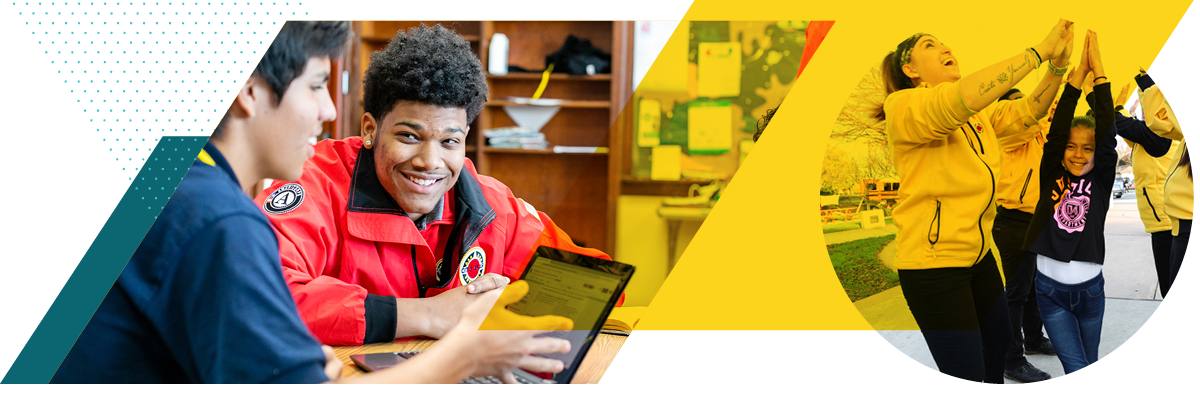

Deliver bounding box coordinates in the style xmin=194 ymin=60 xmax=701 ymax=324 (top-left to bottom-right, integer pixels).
xmin=822 ymin=146 xmax=861 ymax=195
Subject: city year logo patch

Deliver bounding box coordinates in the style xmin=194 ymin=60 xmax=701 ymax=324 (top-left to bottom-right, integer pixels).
xmin=458 ymin=247 xmax=487 ymax=286
xmin=263 ymin=183 xmax=305 ymax=215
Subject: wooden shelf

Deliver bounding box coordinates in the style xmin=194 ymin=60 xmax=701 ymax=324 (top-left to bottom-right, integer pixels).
xmin=485 ymin=100 xmax=611 ymax=108
xmin=488 ymin=73 xmax=612 ymax=81
xmin=483 ymin=147 xmax=608 ymax=155
xmin=620 ymin=177 xmax=724 ymax=197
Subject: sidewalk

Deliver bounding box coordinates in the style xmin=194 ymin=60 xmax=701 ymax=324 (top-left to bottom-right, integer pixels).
xmin=829 ymin=196 xmax=1166 ymax=382
xmin=877 ymin=297 xmax=1159 ymax=383
xmin=823 ymin=224 xmax=898 ymax=246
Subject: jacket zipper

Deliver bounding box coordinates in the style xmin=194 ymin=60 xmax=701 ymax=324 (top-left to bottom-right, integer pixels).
xmin=928 ymin=200 xmax=942 ymax=246
xmin=1143 ymin=187 xmax=1162 ymax=222
xmin=1019 ymin=169 xmax=1033 ymax=203
xmin=963 ymin=125 xmax=995 ymax=264
xmin=411 ymin=245 xmax=427 ymax=298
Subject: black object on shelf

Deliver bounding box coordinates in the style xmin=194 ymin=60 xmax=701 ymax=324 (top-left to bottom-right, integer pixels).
xmin=545 ymin=35 xmax=611 ymax=75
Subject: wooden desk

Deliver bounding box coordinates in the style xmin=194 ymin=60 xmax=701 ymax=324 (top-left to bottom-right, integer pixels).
xmin=332 ymin=333 xmax=628 ymax=384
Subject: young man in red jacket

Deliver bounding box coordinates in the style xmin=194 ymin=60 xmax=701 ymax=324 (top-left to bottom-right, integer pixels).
xmin=255 ymin=24 xmax=618 ymax=346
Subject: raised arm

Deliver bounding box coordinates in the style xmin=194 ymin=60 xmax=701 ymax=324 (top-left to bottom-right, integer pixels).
xmin=1115 ymin=84 xmax=1174 ymax=158
xmin=961 ymin=19 xmax=1073 ymax=111
xmin=1136 ymin=73 xmax=1185 ymax=142
xmin=1041 ymin=83 xmax=1082 ymax=176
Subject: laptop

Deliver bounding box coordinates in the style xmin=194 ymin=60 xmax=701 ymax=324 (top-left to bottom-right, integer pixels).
xmin=350 ymin=246 xmax=635 ymax=384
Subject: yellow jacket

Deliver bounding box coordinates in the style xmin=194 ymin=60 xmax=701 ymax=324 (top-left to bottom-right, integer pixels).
xmin=1141 ymin=81 xmax=1192 ymax=235
xmin=886 ymin=82 xmax=1042 ymax=270
xmin=996 ymin=125 xmax=1045 ymax=214
xmin=1123 ymin=128 xmax=1178 ymax=234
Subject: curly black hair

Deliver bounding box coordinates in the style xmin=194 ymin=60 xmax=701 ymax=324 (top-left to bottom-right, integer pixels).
xmin=753 ymin=105 xmax=779 ymax=142
xmin=363 ymin=24 xmax=489 ymax=123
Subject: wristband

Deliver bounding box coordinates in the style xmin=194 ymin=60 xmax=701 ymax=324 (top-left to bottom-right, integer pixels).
xmin=1027 ymin=47 xmax=1044 ymax=66
xmin=1093 ymin=76 xmax=1108 ymax=82
xmin=1047 ymin=59 xmax=1068 ymax=76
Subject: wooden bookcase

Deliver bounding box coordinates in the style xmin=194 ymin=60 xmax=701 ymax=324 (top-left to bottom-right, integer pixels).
xmin=339 ymin=21 xmax=634 ymax=254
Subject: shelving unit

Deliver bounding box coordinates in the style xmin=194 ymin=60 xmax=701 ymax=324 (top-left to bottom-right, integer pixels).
xmin=339 ymin=21 xmax=633 ymax=254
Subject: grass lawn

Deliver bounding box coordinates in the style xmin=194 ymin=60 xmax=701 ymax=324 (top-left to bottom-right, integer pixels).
xmin=827 ymin=234 xmax=899 ymax=302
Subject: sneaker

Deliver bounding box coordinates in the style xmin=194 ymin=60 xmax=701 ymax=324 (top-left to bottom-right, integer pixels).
xmin=1025 ymin=339 xmax=1057 ymax=356
xmin=1004 ymin=363 xmax=1051 ymax=383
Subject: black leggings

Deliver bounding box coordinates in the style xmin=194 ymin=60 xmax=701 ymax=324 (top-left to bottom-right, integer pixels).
xmin=1151 ymin=230 xmax=1174 ymax=297
xmin=1168 ymin=219 xmax=1192 ymax=295
xmin=899 ymin=252 xmax=1012 ymax=384
xmin=992 ymin=209 xmax=1046 ymax=370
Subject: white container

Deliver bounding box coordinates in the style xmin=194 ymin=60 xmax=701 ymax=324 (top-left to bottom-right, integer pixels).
xmin=488 ymin=33 xmax=509 ymax=75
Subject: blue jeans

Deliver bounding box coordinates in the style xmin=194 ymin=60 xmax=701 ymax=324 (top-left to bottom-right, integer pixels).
xmin=1034 ymin=271 xmax=1105 ymax=374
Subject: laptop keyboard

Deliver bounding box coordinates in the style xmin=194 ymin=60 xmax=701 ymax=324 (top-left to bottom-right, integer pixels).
xmin=460 ymin=372 xmax=552 ymax=384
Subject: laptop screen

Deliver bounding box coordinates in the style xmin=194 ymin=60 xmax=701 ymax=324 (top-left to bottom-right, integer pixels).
xmin=506 ymin=247 xmax=633 ymax=383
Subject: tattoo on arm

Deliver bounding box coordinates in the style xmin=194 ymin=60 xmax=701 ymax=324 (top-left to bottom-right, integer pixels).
xmin=1032 ymin=82 xmax=1053 ymax=103
xmin=979 ymin=80 xmax=997 ymax=95
xmin=981 ymin=54 xmax=1031 ymax=95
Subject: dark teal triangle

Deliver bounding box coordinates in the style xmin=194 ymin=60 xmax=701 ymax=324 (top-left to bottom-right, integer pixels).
xmin=3 ymin=136 xmax=211 ymax=384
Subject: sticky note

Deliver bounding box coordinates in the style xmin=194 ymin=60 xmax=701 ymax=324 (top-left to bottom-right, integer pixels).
xmin=697 ymin=42 xmax=741 ymax=98
xmin=651 ymin=145 xmax=682 ymax=181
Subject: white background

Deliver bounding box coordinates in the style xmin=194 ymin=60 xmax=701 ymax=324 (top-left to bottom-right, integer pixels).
xmin=1 ymin=0 xmax=1197 ymax=407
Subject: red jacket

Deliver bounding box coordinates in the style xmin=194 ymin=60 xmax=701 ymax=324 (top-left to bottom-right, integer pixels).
xmin=254 ymin=137 xmax=616 ymax=345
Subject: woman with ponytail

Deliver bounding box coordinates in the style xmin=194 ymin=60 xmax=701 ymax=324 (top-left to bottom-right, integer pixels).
xmin=881 ymin=19 xmax=1073 ymax=383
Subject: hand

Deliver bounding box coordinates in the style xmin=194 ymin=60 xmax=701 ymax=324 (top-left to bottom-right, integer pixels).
xmin=1039 ymin=19 xmax=1074 ymax=63
xmin=1077 ymin=33 xmax=1092 ymax=77
xmin=466 ymin=272 xmax=509 ymax=294
xmin=321 ymin=345 xmax=344 ymax=382
xmin=1087 ymin=30 xmax=1106 ymax=79
xmin=478 ymin=281 xmax=575 ymax=331
xmin=1116 ymin=83 xmax=1133 ymax=109
xmin=447 ymin=284 xmax=573 ymax=383
xmin=422 ymin=273 xmax=510 ymax=337
xmin=1082 ymin=72 xmax=1095 ymax=96
xmin=1050 ymin=21 xmax=1075 ymax=68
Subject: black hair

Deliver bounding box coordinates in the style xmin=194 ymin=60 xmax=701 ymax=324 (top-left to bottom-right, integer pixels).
xmin=1071 ymin=115 xmax=1096 ymax=130
xmin=1179 ymin=147 xmax=1193 ymax=180
xmin=877 ymin=33 xmax=927 ymax=120
xmin=362 ymin=24 xmax=488 ymax=124
xmin=753 ymin=106 xmax=779 ymax=142
xmin=212 ymin=21 xmax=352 ymax=139
xmin=1086 ymin=109 xmax=1095 ymax=118
xmin=1000 ymin=88 xmax=1023 ymax=101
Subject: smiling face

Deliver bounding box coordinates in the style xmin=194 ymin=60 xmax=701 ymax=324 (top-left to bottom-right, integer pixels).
xmin=249 ymin=57 xmax=336 ymax=182
xmin=363 ymin=101 xmax=469 ymax=220
xmin=1063 ymin=126 xmax=1097 ymax=176
xmin=902 ymin=35 xmax=961 ymax=87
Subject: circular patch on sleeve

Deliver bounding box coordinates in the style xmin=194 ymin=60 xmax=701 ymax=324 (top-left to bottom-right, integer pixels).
xmin=263 ymin=183 xmax=306 ymax=215
xmin=458 ymin=247 xmax=487 ymax=286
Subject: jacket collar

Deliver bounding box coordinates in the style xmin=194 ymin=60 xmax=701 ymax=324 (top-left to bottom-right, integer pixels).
xmin=198 ymin=141 xmax=240 ymax=188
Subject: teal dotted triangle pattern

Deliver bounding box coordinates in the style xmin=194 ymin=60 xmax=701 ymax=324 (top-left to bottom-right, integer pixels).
xmin=10 ymin=1 xmax=311 ymax=182
xmin=6 ymin=0 xmax=313 ymax=383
